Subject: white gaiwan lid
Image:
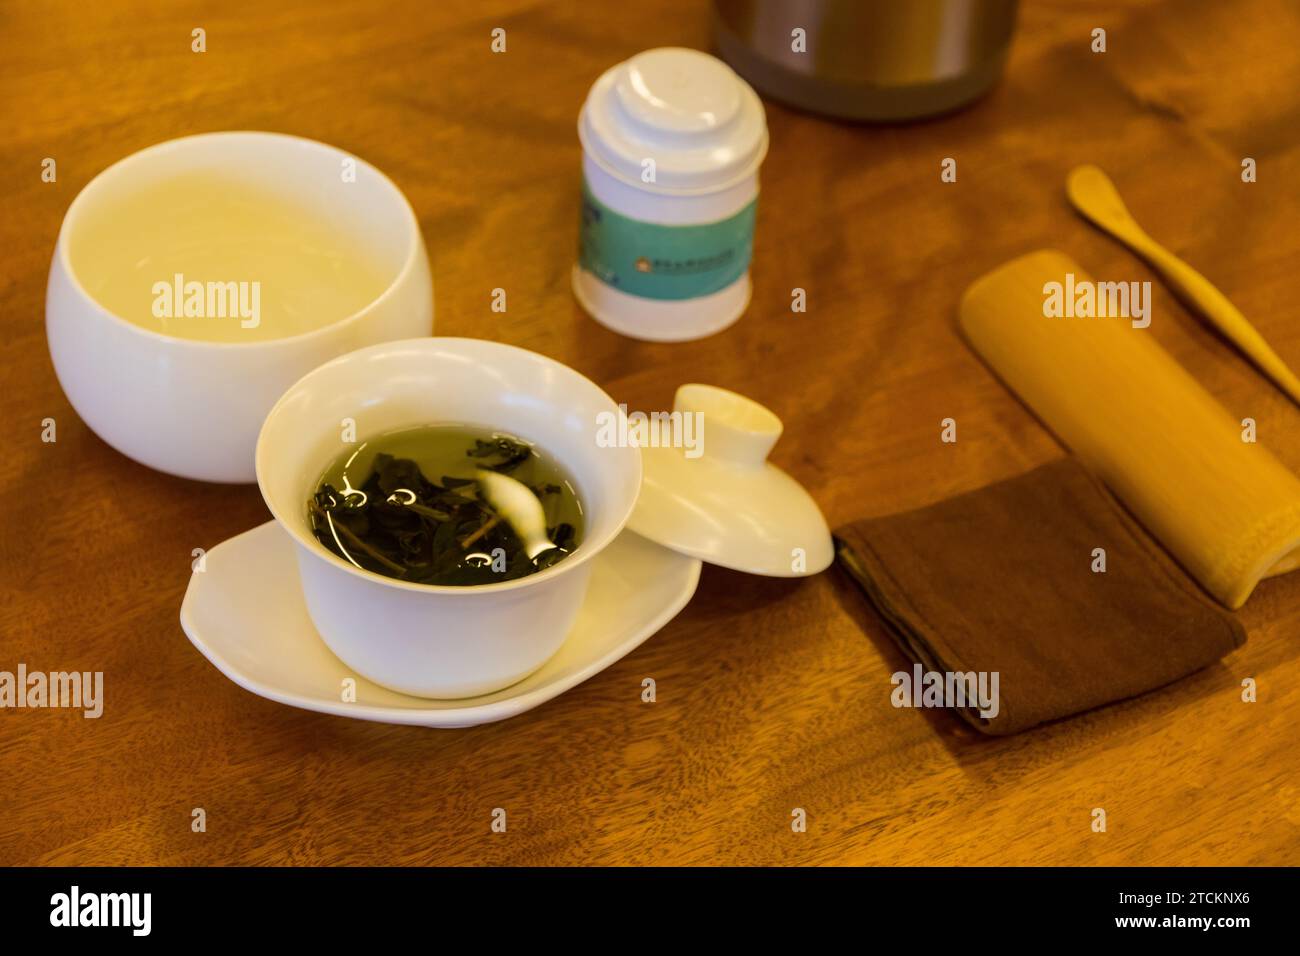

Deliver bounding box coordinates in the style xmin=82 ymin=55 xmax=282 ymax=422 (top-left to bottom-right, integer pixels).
xmin=579 ymin=47 xmax=769 ymax=195
xmin=627 ymin=384 xmax=833 ymax=577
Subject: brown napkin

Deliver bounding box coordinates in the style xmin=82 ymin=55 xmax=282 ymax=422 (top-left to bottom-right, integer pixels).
xmin=835 ymin=457 xmax=1245 ymax=735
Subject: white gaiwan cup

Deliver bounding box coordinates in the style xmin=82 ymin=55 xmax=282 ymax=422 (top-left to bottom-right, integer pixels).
xmin=255 ymin=337 xmax=643 ymax=699
xmin=46 ymin=131 xmax=434 ymax=483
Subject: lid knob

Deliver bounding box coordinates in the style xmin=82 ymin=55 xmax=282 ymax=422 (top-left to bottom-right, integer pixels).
xmin=579 ymin=47 xmax=769 ymax=195
xmin=674 ymin=383 xmax=782 ymax=468
xmin=615 ymin=47 xmax=743 ymax=139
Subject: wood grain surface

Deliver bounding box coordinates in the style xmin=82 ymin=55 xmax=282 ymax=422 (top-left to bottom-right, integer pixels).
xmin=3 ymin=0 xmax=1300 ymax=866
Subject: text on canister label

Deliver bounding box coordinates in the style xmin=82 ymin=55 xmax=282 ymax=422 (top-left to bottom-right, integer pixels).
xmin=578 ymin=181 xmax=757 ymax=301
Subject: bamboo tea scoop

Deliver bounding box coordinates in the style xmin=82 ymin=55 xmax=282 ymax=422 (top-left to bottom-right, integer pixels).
xmin=960 ymin=250 xmax=1300 ymax=609
xmin=1066 ymin=164 xmax=1300 ymax=408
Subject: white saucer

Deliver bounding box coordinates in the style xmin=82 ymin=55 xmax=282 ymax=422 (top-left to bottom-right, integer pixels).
xmin=180 ymin=521 xmax=701 ymax=727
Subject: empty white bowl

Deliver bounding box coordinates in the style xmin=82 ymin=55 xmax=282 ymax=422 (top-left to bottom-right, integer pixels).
xmin=255 ymin=338 xmax=643 ymax=698
xmin=46 ymin=131 xmax=434 ymax=483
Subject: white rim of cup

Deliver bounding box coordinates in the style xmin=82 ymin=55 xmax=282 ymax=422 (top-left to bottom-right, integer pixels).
xmin=254 ymin=337 xmax=644 ymax=596
xmin=54 ymin=130 xmax=425 ymax=351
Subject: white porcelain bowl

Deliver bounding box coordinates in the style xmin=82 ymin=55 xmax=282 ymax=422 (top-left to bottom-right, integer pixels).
xmin=255 ymin=338 xmax=643 ymax=698
xmin=46 ymin=131 xmax=434 ymax=483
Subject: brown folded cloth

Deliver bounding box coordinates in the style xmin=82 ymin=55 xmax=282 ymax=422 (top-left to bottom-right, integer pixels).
xmin=835 ymin=457 xmax=1245 ymax=735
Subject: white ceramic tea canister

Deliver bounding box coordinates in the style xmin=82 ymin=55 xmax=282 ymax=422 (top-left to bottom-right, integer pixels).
xmin=573 ymin=47 xmax=769 ymax=342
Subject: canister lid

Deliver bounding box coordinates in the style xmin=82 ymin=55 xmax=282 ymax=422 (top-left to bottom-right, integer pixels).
xmin=579 ymin=47 xmax=769 ymax=196
xmin=626 ymin=384 xmax=833 ymax=577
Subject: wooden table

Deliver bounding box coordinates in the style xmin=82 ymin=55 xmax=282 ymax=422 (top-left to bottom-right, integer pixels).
xmin=4 ymin=0 xmax=1299 ymax=866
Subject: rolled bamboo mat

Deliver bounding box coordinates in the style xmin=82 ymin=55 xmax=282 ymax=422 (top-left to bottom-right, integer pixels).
xmin=960 ymin=249 xmax=1300 ymax=609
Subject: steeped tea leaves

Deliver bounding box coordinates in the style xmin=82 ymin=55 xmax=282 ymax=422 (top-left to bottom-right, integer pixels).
xmin=307 ymin=425 xmax=584 ymax=587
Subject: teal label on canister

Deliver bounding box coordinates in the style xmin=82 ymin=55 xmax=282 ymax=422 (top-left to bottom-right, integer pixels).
xmin=578 ymin=181 xmax=756 ymax=301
